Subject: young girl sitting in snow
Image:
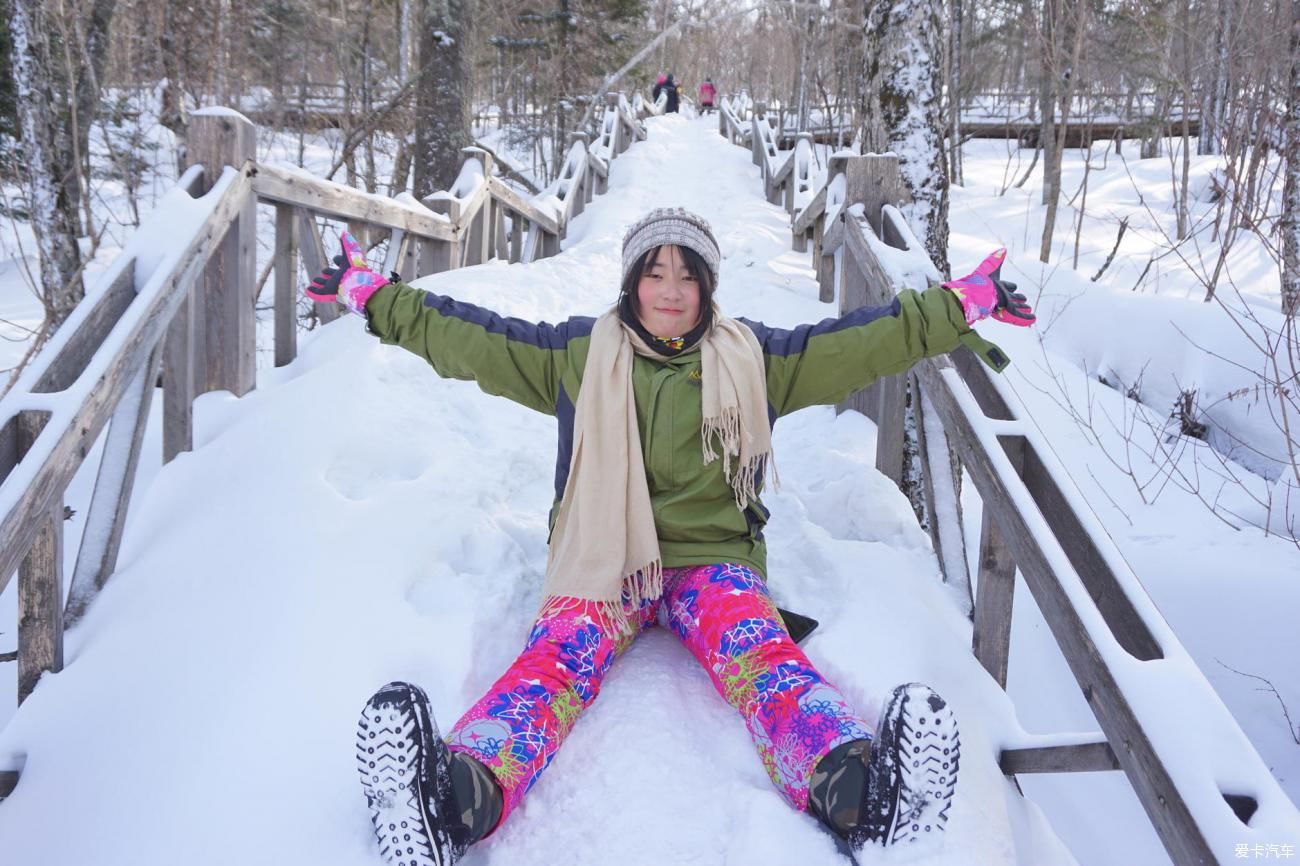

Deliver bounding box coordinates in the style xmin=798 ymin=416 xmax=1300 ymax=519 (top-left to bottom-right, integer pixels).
xmin=305 ymin=208 xmax=1034 ymax=866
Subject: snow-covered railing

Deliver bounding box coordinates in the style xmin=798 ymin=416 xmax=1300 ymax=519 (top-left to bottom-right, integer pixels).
xmin=721 ymin=120 xmax=1300 ymax=861
xmin=635 ymin=88 xmax=666 ymax=119
xmin=749 ymin=105 xmax=822 ymax=217
xmin=0 ymin=95 xmax=653 ymax=765
xmin=591 ymin=92 xmax=645 ymax=163
xmin=717 ymin=95 xmax=749 ymax=146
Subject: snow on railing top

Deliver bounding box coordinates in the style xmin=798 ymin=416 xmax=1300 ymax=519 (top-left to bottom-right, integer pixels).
xmin=5 ymin=163 xmax=219 ymax=408
xmin=268 ymin=160 xmax=453 ymax=225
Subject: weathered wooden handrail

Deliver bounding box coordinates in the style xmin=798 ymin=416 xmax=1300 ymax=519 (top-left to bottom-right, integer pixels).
xmin=740 ymin=100 xmax=821 ymax=221
xmin=252 ymin=162 xmax=456 ymax=241
xmin=719 ymin=114 xmax=1300 ymax=861
xmin=717 ymin=97 xmax=748 ymax=146
xmin=0 ymin=92 xmax=652 ymax=779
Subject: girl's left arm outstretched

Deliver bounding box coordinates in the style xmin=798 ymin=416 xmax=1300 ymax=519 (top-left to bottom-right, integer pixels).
xmin=748 ymin=249 xmax=1033 ymax=417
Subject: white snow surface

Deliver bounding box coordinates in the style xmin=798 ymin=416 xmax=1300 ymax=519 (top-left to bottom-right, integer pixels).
xmin=0 ymin=112 xmax=1298 ymax=866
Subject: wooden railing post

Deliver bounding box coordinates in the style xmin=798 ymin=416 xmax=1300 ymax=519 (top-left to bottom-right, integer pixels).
xmin=605 ymin=93 xmax=624 ymax=154
xmin=616 ymin=93 xmax=634 ymax=153
xmin=17 ymin=501 xmax=62 ymax=704
xmin=788 ymin=133 xmax=814 ymax=214
xmin=273 ymin=205 xmax=298 ymax=368
xmin=570 ymin=133 xmax=595 ymax=204
xmin=461 ymin=148 xmax=493 ymax=267
xmin=971 ymin=440 xmax=1024 ymax=687
xmin=752 ymin=102 xmax=767 ymax=167
xmin=17 ymin=409 xmax=63 ymax=705
xmin=183 ymin=110 xmax=257 ymax=398
xmin=422 ymin=194 xmax=462 ymax=274
xmin=508 ymin=212 xmax=524 ymax=263
xmin=816 ymin=153 xmax=851 ymax=303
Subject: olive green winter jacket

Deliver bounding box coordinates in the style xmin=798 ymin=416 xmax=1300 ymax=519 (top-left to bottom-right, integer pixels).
xmin=363 ymin=282 xmax=1006 ymax=579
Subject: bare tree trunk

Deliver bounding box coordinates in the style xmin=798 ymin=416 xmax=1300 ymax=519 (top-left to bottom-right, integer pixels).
xmin=554 ymin=0 xmax=572 ymax=174
xmin=214 ymin=0 xmax=227 ymax=103
xmin=11 ymin=0 xmax=87 ymax=329
xmin=413 ymin=0 xmax=475 ymax=196
xmin=949 ymin=0 xmax=963 ymax=185
xmin=1177 ymin=0 xmax=1192 ymax=240
xmin=796 ymin=14 xmax=814 ymax=131
xmin=390 ymin=0 xmax=415 ymax=196
xmin=1283 ymin=0 xmax=1300 ymax=316
xmin=159 ymin=0 xmax=187 ymax=138
xmin=861 ymin=0 xmax=951 ymax=274
xmin=1037 ymin=0 xmax=1057 ymax=208
xmin=1200 ymin=0 xmax=1230 ymax=156
xmin=1038 ymin=0 xmax=1087 ymax=264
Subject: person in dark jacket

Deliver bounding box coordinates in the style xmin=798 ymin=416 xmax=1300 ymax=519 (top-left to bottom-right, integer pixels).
xmin=664 ymin=73 xmax=681 ymax=113
xmin=308 ymin=208 xmax=1034 ymax=866
xmin=652 ymin=72 xmax=667 ymax=104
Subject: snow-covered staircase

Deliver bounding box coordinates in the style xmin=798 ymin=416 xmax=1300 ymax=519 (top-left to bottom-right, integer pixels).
xmin=0 ymin=108 xmax=1296 ymax=866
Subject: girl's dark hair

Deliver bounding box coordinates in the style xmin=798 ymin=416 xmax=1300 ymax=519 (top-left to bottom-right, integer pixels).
xmin=618 ymin=244 xmax=716 ymax=311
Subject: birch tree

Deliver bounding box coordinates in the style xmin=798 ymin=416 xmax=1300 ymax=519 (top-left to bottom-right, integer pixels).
xmin=948 ymin=0 xmax=963 ymax=185
xmin=10 ymin=0 xmax=86 ymax=329
xmin=413 ymin=0 xmax=475 ymax=196
xmin=1283 ymin=0 xmax=1300 ymax=317
xmin=861 ymin=0 xmax=950 ymax=274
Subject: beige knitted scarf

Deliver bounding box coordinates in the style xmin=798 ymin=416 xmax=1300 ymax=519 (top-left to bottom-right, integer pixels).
xmin=540 ymin=305 xmax=775 ymax=636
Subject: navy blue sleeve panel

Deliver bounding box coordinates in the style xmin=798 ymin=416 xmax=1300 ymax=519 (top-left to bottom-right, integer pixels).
xmin=362 ymin=281 xmax=595 ymax=416
xmin=738 ymin=287 xmax=971 ymax=417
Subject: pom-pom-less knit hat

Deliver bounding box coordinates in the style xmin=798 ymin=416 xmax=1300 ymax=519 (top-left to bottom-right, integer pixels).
xmin=621 ymin=208 xmax=721 ymax=286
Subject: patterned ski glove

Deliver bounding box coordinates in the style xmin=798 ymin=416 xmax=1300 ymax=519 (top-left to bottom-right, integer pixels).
xmin=305 ymin=232 xmax=390 ymax=316
xmin=942 ymin=248 xmax=1036 ymax=327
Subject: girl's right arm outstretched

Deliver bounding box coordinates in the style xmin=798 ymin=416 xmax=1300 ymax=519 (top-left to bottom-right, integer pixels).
xmin=363 ymin=281 xmax=587 ymax=416
xmin=305 ymin=232 xmax=584 ymax=416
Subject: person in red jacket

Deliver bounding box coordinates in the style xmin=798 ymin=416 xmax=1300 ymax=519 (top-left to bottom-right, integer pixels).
xmin=699 ymin=78 xmax=717 ymax=114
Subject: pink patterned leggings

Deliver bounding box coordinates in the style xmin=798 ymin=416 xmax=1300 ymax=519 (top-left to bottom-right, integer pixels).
xmin=446 ymin=563 xmax=873 ymax=827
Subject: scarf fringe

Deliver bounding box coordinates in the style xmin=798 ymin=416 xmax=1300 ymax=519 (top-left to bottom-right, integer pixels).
xmin=702 ymin=407 xmax=777 ymax=509
xmin=538 ymin=560 xmax=663 ymax=639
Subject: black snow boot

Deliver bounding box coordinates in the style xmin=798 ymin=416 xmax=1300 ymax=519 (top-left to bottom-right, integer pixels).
xmin=808 ymin=683 xmax=959 ymax=853
xmin=357 ymin=682 xmax=503 ymax=866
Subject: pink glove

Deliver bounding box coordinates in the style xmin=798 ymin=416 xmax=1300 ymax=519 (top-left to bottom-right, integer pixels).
xmin=305 ymin=232 xmax=390 ymax=315
xmin=942 ymin=248 xmax=1035 ymax=327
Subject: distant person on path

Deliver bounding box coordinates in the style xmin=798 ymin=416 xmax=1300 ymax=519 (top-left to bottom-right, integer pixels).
xmin=306 ymin=209 xmax=1035 ymax=866
xmin=652 ymin=72 xmax=667 ymax=105
xmin=664 ymin=73 xmax=681 ymax=113
xmin=699 ymin=78 xmax=717 ymax=113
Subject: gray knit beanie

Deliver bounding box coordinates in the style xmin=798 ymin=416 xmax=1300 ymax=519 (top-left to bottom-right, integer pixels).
xmin=621 ymin=208 xmax=721 ymax=286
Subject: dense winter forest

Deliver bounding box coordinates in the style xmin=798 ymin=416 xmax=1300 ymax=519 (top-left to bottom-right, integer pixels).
xmin=3 ymin=0 xmax=1298 ymax=338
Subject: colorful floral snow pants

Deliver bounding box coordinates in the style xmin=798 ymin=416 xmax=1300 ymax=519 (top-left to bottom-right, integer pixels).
xmin=446 ymin=563 xmax=873 ymax=825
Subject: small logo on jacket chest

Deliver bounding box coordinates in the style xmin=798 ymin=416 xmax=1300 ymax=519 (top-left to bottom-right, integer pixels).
xmin=686 ymin=369 xmax=702 ymax=387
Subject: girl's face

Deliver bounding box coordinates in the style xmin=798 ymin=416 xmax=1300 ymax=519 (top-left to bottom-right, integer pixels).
xmin=635 ymin=245 xmax=702 ymax=338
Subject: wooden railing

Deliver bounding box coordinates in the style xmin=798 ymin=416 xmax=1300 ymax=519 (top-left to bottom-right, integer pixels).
xmin=0 ymin=91 xmax=647 ymax=801
xmin=720 ymin=94 xmax=1299 ymax=865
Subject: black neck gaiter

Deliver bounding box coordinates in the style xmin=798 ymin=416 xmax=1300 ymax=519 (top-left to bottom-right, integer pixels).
xmin=618 ymin=293 xmax=713 ymax=357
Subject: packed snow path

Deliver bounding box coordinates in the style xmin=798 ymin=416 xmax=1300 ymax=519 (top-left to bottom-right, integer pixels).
xmin=0 ymin=116 xmax=1076 ymax=865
